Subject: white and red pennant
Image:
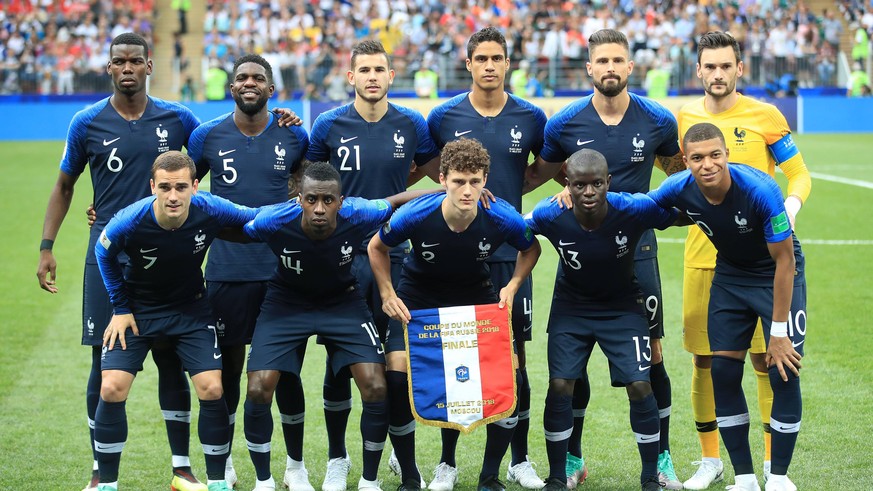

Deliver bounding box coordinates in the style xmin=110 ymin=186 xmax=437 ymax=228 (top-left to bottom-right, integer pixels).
xmin=405 ymin=303 xmax=516 ymax=433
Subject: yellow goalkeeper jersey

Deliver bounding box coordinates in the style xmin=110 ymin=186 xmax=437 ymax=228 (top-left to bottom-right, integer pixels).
xmin=677 ymin=94 xmax=811 ymax=269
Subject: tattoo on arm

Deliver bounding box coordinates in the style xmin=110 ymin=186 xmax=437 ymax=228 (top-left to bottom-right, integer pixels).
xmin=659 ymin=153 xmax=686 ymax=176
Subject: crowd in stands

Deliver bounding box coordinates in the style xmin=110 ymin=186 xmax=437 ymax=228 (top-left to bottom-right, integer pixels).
xmin=2 ymin=0 xmax=872 ymax=97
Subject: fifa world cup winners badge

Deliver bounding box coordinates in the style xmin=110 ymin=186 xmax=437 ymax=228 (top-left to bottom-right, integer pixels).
xmin=405 ymin=303 xmax=516 ymax=433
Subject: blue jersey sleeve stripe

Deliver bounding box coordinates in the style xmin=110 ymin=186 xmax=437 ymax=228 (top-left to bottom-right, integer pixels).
xmin=487 ymin=199 xmax=535 ymax=250
xmin=380 ymin=193 xmax=443 ymax=247
xmin=339 ymin=197 xmax=393 ymax=228
xmin=151 ymin=97 xmax=201 ymax=144
xmin=306 ymin=104 xmax=348 ymax=161
xmin=733 ymin=165 xmax=792 ymax=242
xmin=245 ymin=201 xmax=301 ymax=241
xmin=188 ymin=113 xmax=229 ymax=177
xmin=509 ymin=94 xmax=548 ymax=156
xmin=527 ymin=197 xmax=562 ymax=234
xmin=631 ymin=94 xmax=681 ymax=156
xmin=194 ymin=192 xmax=259 ymax=226
xmin=59 ymin=98 xmax=109 ymax=175
xmin=768 ymin=133 xmax=799 ymax=165
xmin=427 ymin=94 xmax=466 ymax=145
xmin=648 ymin=170 xmax=692 ymax=208
xmin=395 ymin=104 xmax=441 ymax=164
xmin=96 ymin=198 xmax=152 ymax=313
xmin=541 ymin=96 xmax=592 ymax=163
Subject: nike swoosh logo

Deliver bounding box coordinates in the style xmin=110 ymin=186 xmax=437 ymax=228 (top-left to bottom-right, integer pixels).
xmin=638 ymin=365 xmax=651 ymax=371
xmin=420 ymin=242 xmax=439 ymax=248
xmin=173 ymin=413 xmax=187 ymax=418
xmin=639 ymin=435 xmax=657 ymax=441
xmin=218 ymin=149 xmax=236 ymax=156
xmin=558 ymin=240 xmax=575 ymax=246
xmin=95 ymin=445 xmax=111 ymax=451
xmin=523 ymin=325 xmax=532 ymax=332
xmin=792 ymin=340 xmax=804 ymax=348
xmin=139 ymin=248 xmax=157 ymax=253
xmin=686 ymin=210 xmax=702 ymax=216
xmin=282 ymin=249 xmax=301 ymax=254
xmin=213 ymin=353 xmax=222 ymax=359
xmin=576 ymin=139 xmax=594 ymax=146
xmin=340 ymin=136 xmax=358 ymax=144
xmin=454 ymin=130 xmax=472 ymax=137
xmin=103 ymin=137 xmax=121 ymax=146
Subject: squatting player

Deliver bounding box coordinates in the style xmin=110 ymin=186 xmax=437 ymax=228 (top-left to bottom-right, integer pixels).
xmin=305 ymin=39 xmax=440 ymax=491
xmin=36 ymin=32 xmax=203 ymax=491
xmin=241 ymin=162 xmax=431 ymax=491
xmin=677 ymin=31 xmax=812 ymax=490
xmin=425 ymin=26 xmax=548 ymax=491
xmin=526 ymin=28 xmax=686 ymax=489
xmin=94 ymin=151 xmax=258 ymax=491
xmin=526 ymin=149 xmax=679 ymax=491
xmin=187 ymin=54 xmax=311 ymax=489
xmin=649 ymin=123 xmax=806 ymax=491
xmin=369 ymin=138 xmax=541 ymax=491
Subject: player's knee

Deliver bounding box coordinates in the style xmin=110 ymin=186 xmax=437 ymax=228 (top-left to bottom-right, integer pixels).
xmin=626 ymin=381 xmax=652 ymax=401
xmin=246 ymin=372 xmax=277 ymax=404
xmin=692 ymin=354 xmax=713 ymax=369
xmin=548 ymin=378 xmax=574 ymax=397
xmin=192 ymin=372 xmax=223 ymax=400
xmin=749 ymin=352 xmax=768 ymax=372
xmin=99 ymin=373 xmax=131 ymax=402
xmin=357 ymin=375 xmax=387 ymax=402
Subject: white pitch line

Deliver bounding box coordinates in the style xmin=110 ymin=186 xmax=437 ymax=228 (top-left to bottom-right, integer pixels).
xmin=810 ymin=172 xmax=873 ymax=190
xmin=655 ymin=238 xmax=873 ymax=245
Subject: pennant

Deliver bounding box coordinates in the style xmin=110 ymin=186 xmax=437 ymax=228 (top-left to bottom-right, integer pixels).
xmin=405 ymin=303 xmax=516 ymax=433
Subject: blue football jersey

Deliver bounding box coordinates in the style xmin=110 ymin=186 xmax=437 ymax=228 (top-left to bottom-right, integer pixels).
xmin=244 ymin=197 xmax=394 ymax=300
xmin=379 ymin=193 xmax=535 ymax=289
xmin=649 ymin=164 xmax=804 ymax=286
xmin=95 ymin=192 xmax=257 ymax=318
xmin=188 ymin=112 xmax=309 ymax=282
xmin=526 ymin=193 xmax=676 ymax=313
xmin=60 ymin=96 xmax=200 ymax=263
xmin=427 ymin=92 xmax=546 ymax=262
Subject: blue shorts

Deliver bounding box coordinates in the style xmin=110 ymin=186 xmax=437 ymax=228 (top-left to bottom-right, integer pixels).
xmin=100 ymin=312 xmax=222 ymax=376
xmin=547 ymin=302 xmax=652 ymax=387
xmin=708 ymin=278 xmax=807 ymax=355
xmin=489 ymin=262 xmax=533 ymax=344
xmin=247 ymin=288 xmax=385 ymax=376
xmin=83 ymin=263 xmax=114 ymax=346
xmin=389 ymin=279 xmax=500 ymax=354
xmin=207 ymin=281 xmax=267 ymax=347
xmin=351 ymin=253 xmax=404 ymax=340
xmin=634 ymin=256 xmax=665 ymax=339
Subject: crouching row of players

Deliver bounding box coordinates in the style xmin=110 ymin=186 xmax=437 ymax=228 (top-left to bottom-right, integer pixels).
xmin=95 ymin=124 xmax=804 ymax=491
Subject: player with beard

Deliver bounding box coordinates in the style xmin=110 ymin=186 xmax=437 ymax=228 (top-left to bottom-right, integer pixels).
xmin=525 ymin=28 xmax=685 ymax=489
xmin=305 ymin=40 xmax=440 ymax=491
xmin=186 ymin=54 xmax=311 ymax=490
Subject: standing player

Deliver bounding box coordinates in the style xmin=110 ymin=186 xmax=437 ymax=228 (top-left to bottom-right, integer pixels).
xmin=305 ymin=39 xmax=441 ymax=491
xmin=528 ymin=149 xmax=680 ymax=491
xmin=369 ymin=138 xmax=542 ymax=491
xmin=35 ymin=32 xmax=205 ymax=491
xmin=425 ymin=26 xmax=547 ymax=491
xmin=186 ymin=54 xmax=312 ymax=489
xmin=649 ymin=123 xmax=805 ymax=491
xmin=242 ymin=162 xmax=430 ymax=491
xmin=677 ymin=31 xmax=812 ymax=490
xmin=526 ymin=28 xmax=686 ymax=489
xmin=94 ymin=151 xmax=256 ymax=491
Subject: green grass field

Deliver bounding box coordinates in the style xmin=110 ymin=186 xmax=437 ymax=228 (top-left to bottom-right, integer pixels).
xmin=1 ymin=134 xmax=871 ymax=489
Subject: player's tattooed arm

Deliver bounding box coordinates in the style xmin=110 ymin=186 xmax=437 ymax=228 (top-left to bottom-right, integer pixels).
xmin=657 ymin=151 xmax=686 ymax=176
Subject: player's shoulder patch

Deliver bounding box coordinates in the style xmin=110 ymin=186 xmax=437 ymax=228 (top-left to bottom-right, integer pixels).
xmin=193 ymin=112 xmax=231 ymax=138
xmin=70 ymin=97 xmax=111 ymax=129
xmin=631 ymin=92 xmax=676 ymax=127
xmin=392 ymin=102 xmax=427 ymax=124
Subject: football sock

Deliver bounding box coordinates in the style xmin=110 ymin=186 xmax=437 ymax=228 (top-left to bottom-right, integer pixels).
xmin=543 ymin=392 xmax=573 ymax=481
xmin=479 ymin=371 xmax=520 ymax=481
xmin=87 ymin=347 xmax=102 ymax=463
xmin=386 ymin=370 xmax=421 ymax=483
xmin=276 ymin=373 xmax=306 ymax=461
xmin=323 ymin=360 xmax=352 ymax=459
xmin=510 ymin=368 xmax=532 ymax=465
xmin=219 ymin=344 xmax=245 ymax=455
xmin=153 ymin=346 xmax=191 ymax=463
xmin=198 ymin=397 xmax=230 ymax=480
xmin=630 ymin=393 xmax=660 ymax=483
xmin=568 ymin=374 xmax=590 ymax=458
xmin=755 ymin=368 xmax=774 ymax=462
xmin=360 ymin=400 xmax=388 ymax=481
xmin=712 ymin=355 xmax=753 ymax=475
xmin=440 ymin=428 xmax=460 ymax=468
xmin=244 ymin=399 xmax=273 ymax=481
xmin=94 ymin=399 xmax=127 ymax=483
xmin=691 ymin=364 xmax=720 ymax=458
xmin=769 ymin=368 xmax=802 ymax=475
xmin=649 ymin=361 xmax=672 ymax=454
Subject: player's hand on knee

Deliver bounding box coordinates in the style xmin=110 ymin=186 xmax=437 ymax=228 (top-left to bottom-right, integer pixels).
xmin=103 ymin=313 xmax=139 ymax=351
xmin=382 ymin=296 xmax=411 ymax=323
xmin=550 ymin=186 xmax=573 ymax=209
xmin=766 ymin=336 xmax=802 ymax=381
xmin=86 ymin=203 xmax=97 ymax=228
xmin=37 ymin=252 xmax=58 ymax=293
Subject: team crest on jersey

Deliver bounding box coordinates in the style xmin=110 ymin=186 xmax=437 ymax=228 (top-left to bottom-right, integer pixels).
xmin=156 ymin=124 xmax=170 ymax=153
xmin=615 ymin=232 xmax=629 ymax=257
xmin=734 ymin=212 xmax=752 ymax=234
xmin=193 ymin=230 xmax=207 ymax=254
xmin=393 ymin=130 xmax=406 ymax=159
xmin=509 ymin=125 xmax=523 ymax=154
xmin=477 ymin=239 xmax=492 ymax=261
xmin=631 ymin=134 xmax=645 ymax=163
xmin=339 ymin=241 xmax=353 ymax=266
xmin=87 ymin=317 xmax=95 ymax=337
xmin=216 ymin=319 xmax=226 ymax=338
xmin=274 ymin=143 xmax=287 ymax=171
xmin=734 ymin=127 xmax=746 ymax=145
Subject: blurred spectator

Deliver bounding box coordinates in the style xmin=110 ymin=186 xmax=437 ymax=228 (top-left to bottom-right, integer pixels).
xmin=822 ymin=9 xmax=843 ymax=53
xmin=644 ymin=58 xmax=671 ymax=99
xmin=180 ymin=75 xmax=195 ymax=102
xmin=205 ymin=59 xmax=228 ymax=101
xmin=851 ymin=22 xmax=869 ymax=65
xmin=510 ymin=59 xmax=530 ymax=96
xmin=172 ymin=0 xmax=191 ymax=35
xmin=414 ymin=62 xmax=439 ymax=99
xmin=848 ymin=61 xmax=870 ymax=96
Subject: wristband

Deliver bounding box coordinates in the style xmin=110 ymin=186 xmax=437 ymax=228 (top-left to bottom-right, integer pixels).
xmin=784 ymin=196 xmax=802 ymax=218
xmin=770 ymin=320 xmax=788 ymax=337
xmin=40 ymin=239 xmax=54 ymax=251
